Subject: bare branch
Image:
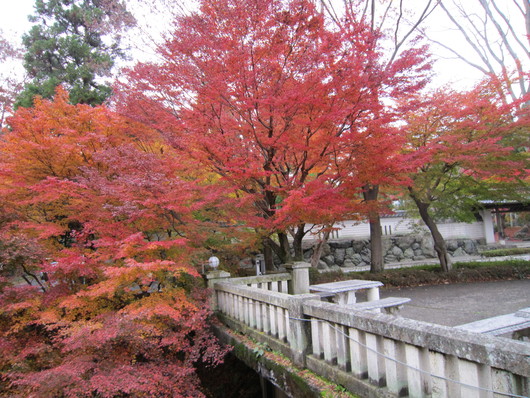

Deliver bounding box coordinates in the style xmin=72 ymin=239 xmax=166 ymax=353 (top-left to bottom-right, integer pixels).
xmin=387 ymin=0 xmax=438 ymax=66
xmin=428 ymin=36 xmax=490 ymax=74
xmin=319 ymin=0 xmax=340 ymax=26
xmin=489 ymin=0 xmax=530 ymax=59
xmin=439 ymin=1 xmax=495 ymax=74
xmin=435 ymin=0 xmax=529 ymax=100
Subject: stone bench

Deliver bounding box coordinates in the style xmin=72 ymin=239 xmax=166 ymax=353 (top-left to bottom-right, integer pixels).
xmin=310 ymin=279 xmax=383 ymax=305
xmin=348 ymin=297 xmax=411 ymax=314
xmin=456 ymin=307 xmax=530 ymax=338
xmin=313 ymin=291 xmax=335 ymax=300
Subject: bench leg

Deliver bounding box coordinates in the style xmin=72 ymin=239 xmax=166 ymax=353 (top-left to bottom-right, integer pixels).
xmin=383 ymin=305 xmax=403 ymax=315
xmin=334 ymin=292 xmax=356 ymax=305
xmin=367 ymin=287 xmax=380 ymax=312
xmin=512 ymin=328 xmax=530 ymax=342
xmin=367 ymin=287 xmax=380 ymax=301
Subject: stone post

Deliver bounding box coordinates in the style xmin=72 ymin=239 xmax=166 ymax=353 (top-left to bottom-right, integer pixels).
xmin=479 ymin=209 xmax=496 ymax=244
xmin=205 ymin=270 xmax=231 ymax=310
xmin=287 ymin=293 xmax=320 ymax=368
xmin=285 ymin=261 xmax=311 ymax=295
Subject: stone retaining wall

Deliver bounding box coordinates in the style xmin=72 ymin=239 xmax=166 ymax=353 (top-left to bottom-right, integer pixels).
xmin=302 ymin=234 xmax=485 ymax=269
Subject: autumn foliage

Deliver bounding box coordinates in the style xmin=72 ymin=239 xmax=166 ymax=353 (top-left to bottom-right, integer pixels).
xmin=0 ymin=0 xmax=528 ymax=396
xmin=403 ymin=80 xmax=529 ymax=271
xmin=0 ymin=89 xmax=229 ymax=397
xmin=117 ymin=0 xmax=431 ymax=265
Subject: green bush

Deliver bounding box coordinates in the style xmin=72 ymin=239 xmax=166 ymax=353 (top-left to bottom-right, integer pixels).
xmin=479 ymin=247 xmax=530 ymax=257
xmin=454 ymin=259 xmax=530 ymax=268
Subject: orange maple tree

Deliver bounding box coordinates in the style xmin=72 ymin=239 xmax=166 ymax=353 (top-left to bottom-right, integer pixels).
xmin=0 ymin=89 xmax=229 ymax=397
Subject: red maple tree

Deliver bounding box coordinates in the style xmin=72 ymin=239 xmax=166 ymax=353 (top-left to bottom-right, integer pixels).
xmin=117 ymin=0 xmax=431 ymax=268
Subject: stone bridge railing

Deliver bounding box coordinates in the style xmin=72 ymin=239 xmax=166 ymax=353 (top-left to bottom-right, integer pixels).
xmin=209 ymin=262 xmax=530 ymax=398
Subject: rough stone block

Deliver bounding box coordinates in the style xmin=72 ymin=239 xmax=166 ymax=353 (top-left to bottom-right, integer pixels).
xmin=360 ymin=246 xmax=371 ymax=256
xmin=392 ymin=246 xmax=404 ymax=259
xmin=464 ymin=240 xmax=477 ymax=254
xmin=322 ymin=255 xmax=335 ymax=266
xmin=452 ymin=247 xmax=465 ymax=257
xmin=397 ymin=235 xmax=416 ymax=249
xmin=342 ymin=259 xmax=355 ymax=268
xmin=329 ymin=240 xmax=352 ymax=249
xmin=403 ymin=248 xmax=415 ymax=259
xmin=352 ymin=240 xmax=368 ymax=252
xmin=334 ymin=248 xmax=346 ymax=265
xmin=351 ymin=253 xmax=363 ymax=265
xmin=447 ymin=240 xmax=459 ymax=251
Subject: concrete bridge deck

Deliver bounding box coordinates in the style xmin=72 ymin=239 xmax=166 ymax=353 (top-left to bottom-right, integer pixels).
xmin=381 ymin=279 xmax=530 ymax=326
xmin=210 ymin=264 xmax=530 ymax=397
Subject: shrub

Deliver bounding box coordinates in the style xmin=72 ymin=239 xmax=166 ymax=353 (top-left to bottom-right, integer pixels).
xmin=479 ymin=248 xmax=530 ymax=257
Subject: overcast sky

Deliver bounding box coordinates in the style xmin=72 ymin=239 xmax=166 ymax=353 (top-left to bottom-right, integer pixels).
xmin=1 ymin=0 xmax=34 ymax=39
xmin=1 ymin=0 xmax=483 ymax=89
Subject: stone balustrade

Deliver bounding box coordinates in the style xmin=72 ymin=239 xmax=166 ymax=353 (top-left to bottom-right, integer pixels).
xmin=211 ymin=268 xmax=530 ymax=398
xmin=305 ymin=300 xmax=529 ymax=398
xmin=223 ymin=273 xmax=291 ymax=293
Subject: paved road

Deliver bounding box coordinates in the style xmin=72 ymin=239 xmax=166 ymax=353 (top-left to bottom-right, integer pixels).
xmin=380 ymin=279 xmax=530 ymax=327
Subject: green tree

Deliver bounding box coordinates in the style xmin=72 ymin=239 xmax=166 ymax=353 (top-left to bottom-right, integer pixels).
xmin=16 ymin=0 xmax=135 ymax=108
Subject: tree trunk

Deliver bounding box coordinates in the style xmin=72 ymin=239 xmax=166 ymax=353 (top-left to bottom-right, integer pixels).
xmin=310 ymin=229 xmax=331 ymax=268
xmin=363 ymin=185 xmax=384 ymax=273
xmin=368 ymin=214 xmax=384 ymax=273
xmin=291 ymin=223 xmax=306 ymax=261
xmin=264 ymin=232 xmax=292 ymax=270
xmin=263 ymin=238 xmax=275 ymax=272
xmin=413 ymin=197 xmax=453 ymax=272
xmin=278 ymin=232 xmax=292 ymax=264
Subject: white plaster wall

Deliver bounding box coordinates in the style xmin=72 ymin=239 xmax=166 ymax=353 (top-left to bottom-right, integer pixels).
xmin=304 ymin=217 xmax=486 ymax=241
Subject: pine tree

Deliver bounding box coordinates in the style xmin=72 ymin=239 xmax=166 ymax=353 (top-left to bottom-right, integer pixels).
xmin=16 ymin=0 xmax=135 ymax=108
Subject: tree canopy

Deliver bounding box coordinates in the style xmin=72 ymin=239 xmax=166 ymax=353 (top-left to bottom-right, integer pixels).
xmin=15 ymin=0 xmax=135 ymax=108
xmin=117 ymin=0 xmax=431 ymax=268
xmin=0 ymin=89 xmax=228 ymax=396
xmin=402 ymin=80 xmax=529 ymax=271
